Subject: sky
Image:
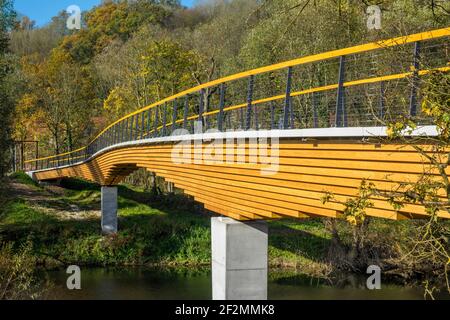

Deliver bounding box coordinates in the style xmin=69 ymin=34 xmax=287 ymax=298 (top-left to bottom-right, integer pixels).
xmin=14 ymin=0 xmax=196 ymax=27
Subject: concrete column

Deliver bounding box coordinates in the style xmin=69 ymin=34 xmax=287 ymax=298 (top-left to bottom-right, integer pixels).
xmin=211 ymin=217 xmax=268 ymax=300
xmin=101 ymin=186 xmax=118 ymax=235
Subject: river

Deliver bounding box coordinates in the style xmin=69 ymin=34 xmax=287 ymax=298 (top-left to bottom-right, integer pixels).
xmin=41 ymin=267 xmax=450 ymax=300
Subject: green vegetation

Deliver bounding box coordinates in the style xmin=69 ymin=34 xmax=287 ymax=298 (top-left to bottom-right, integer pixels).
xmin=0 ymin=241 xmax=52 ymax=300
xmin=0 ymin=0 xmax=16 ymax=177
xmin=0 ymin=177 xmax=211 ymax=267
xmin=9 ymin=171 xmax=38 ymax=187
xmin=0 ymin=175 xmax=334 ymax=271
xmin=1 ymin=174 xmax=446 ymax=290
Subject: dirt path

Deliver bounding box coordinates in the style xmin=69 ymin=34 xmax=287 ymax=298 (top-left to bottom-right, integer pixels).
xmin=7 ymin=181 xmax=100 ymax=221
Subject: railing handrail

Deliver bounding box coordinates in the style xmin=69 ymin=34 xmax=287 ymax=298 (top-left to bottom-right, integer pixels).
xmin=24 ymin=27 xmax=450 ymax=165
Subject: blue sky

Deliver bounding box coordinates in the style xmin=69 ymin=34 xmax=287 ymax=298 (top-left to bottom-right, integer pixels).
xmin=14 ymin=0 xmax=195 ymax=27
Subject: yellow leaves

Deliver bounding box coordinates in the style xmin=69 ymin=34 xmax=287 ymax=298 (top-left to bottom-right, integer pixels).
xmin=342 ymin=180 xmax=375 ymax=227
xmin=422 ymin=100 xmax=442 ymax=117
xmin=421 ymin=71 xmax=450 ymax=140
xmin=386 ymin=121 xmax=405 ymax=138
xmin=386 ymin=126 xmax=394 ymax=138
xmin=103 ymin=87 xmax=133 ymax=118
xmin=17 ymin=94 xmax=35 ymax=113
xmin=104 ymin=88 xmax=124 ymax=111
xmin=321 ymin=192 xmax=334 ymax=205
xmin=346 ymin=215 xmax=358 ymax=226
xmin=386 ymin=120 xmax=418 ymax=139
xmin=345 ymin=209 xmax=367 ymax=226
xmin=14 ymin=93 xmax=42 ymax=141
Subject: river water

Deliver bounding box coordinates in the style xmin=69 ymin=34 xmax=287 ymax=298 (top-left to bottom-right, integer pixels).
xmin=43 ymin=267 xmax=450 ymax=300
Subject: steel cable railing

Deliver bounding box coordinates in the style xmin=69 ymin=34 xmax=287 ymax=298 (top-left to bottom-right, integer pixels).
xmin=24 ymin=28 xmax=450 ymax=172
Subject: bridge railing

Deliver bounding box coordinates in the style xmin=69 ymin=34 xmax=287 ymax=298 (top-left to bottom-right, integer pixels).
xmin=24 ymin=28 xmax=450 ymax=172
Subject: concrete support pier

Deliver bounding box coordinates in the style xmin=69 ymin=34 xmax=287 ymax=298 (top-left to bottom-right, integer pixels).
xmin=101 ymin=186 xmax=118 ymax=235
xmin=211 ymin=217 xmax=268 ymax=300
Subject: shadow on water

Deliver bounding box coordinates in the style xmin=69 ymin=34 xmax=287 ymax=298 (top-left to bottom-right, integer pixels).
xmin=43 ymin=267 xmax=449 ymax=300
xmin=46 ymin=267 xmax=212 ymax=300
xmin=268 ymin=270 xmax=450 ymax=300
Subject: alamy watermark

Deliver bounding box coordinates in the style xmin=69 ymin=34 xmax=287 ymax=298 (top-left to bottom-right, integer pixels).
xmin=66 ymin=5 xmax=81 ymax=30
xmin=66 ymin=265 xmax=81 ymax=290
xmin=171 ymin=122 xmax=280 ymax=176
xmin=366 ymin=265 xmax=381 ymax=290
xmin=366 ymin=5 xmax=382 ymax=30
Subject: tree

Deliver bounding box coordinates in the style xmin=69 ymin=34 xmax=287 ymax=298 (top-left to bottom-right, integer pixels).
xmin=96 ymin=26 xmax=200 ymax=119
xmin=384 ymin=71 xmax=450 ymax=297
xmin=16 ymin=49 xmax=98 ymax=155
xmin=0 ymin=0 xmax=16 ymax=176
xmin=9 ymin=13 xmax=67 ymax=59
xmin=60 ymin=0 xmax=173 ymax=64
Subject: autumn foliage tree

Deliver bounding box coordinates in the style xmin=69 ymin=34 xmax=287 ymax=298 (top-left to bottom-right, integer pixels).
xmin=97 ymin=27 xmax=200 ymax=120
xmin=0 ymin=0 xmax=16 ymax=176
xmin=384 ymin=71 xmax=450 ymax=296
xmin=60 ymin=0 xmax=175 ymax=64
xmin=16 ymin=49 xmax=98 ymax=155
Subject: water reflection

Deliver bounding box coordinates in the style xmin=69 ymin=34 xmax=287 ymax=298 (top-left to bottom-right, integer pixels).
xmin=44 ymin=267 xmax=448 ymax=300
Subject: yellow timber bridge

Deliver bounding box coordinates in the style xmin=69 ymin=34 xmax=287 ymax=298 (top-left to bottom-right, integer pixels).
xmin=23 ymin=28 xmax=450 ymax=300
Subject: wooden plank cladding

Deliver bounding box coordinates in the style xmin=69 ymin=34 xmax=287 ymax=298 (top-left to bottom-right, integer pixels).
xmin=33 ymin=138 xmax=450 ymax=221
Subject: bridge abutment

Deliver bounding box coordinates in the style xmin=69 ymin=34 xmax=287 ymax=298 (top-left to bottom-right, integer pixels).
xmin=101 ymin=186 xmax=118 ymax=235
xmin=211 ymin=217 xmax=268 ymax=300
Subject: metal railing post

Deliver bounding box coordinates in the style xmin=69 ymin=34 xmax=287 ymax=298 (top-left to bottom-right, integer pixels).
xmin=135 ymin=113 xmax=139 ymax=141
xmin=112 ymin=125 xmax=116 ymax=145
xmin=119 ymin=121 xmax=123 ymax=143
xmin=379 ymin=81 xmax=385 ymax=120
xmin=141 ymin=111 xmax=145 ymax=140
xmin=154 ymin=107 xmax=159 ymax=137
xmin=205 ymin=93 xmax=210 ymax=130
xmin=199 ymin=89 xmax=205 ymax=126
xmin=409 ymin=41 xmax=421 ymax=117
xmin=147 ymin=109 xmax=152 ymax=138
xmin=335 ymin=56 xmax=346 ymax=127
xmin=283 ymin=67 xmax=293 ymax=129
xmin=312 ymin=93 xmax=318 ymax=128
xmin=162 ymin=103 xmax=167 ymax=136
xmin=246 ymin=75 xmax=255 ymax=131
xmin=172 ymin=100 xmax=178 ymax=133
xmin=183 ymin=97 xmax=189 ymax=131
xmin=218 ymin=83 xmax=226 ymax=132
xmin=129 ymin=118 xmax=133 ymax=142
xmin=270 ymin=103 xmax=275 ymax=130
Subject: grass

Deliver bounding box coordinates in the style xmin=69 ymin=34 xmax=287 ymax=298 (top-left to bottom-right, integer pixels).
xmin=0 ymin=199 xmax=58 ymax=225
xmin=0 ymin=177 xmax=214 ymax=268
xmin=8 ymin=172 xmax=40 ymax=188
xmin=0 ymin=175 xmax=334 ymax=272
xmin=2 ymin=175 xmax=444 ymax=285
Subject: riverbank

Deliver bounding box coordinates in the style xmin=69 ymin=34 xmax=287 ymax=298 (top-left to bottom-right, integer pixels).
xmin=0 ymin=173 xmax=448 ymax=296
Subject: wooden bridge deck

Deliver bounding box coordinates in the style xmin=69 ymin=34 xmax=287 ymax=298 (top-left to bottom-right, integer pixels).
xmin=32 ymin=133 xmax=450 ymax=221
xmin=26 ymin=28 xmax=450 ymax=222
